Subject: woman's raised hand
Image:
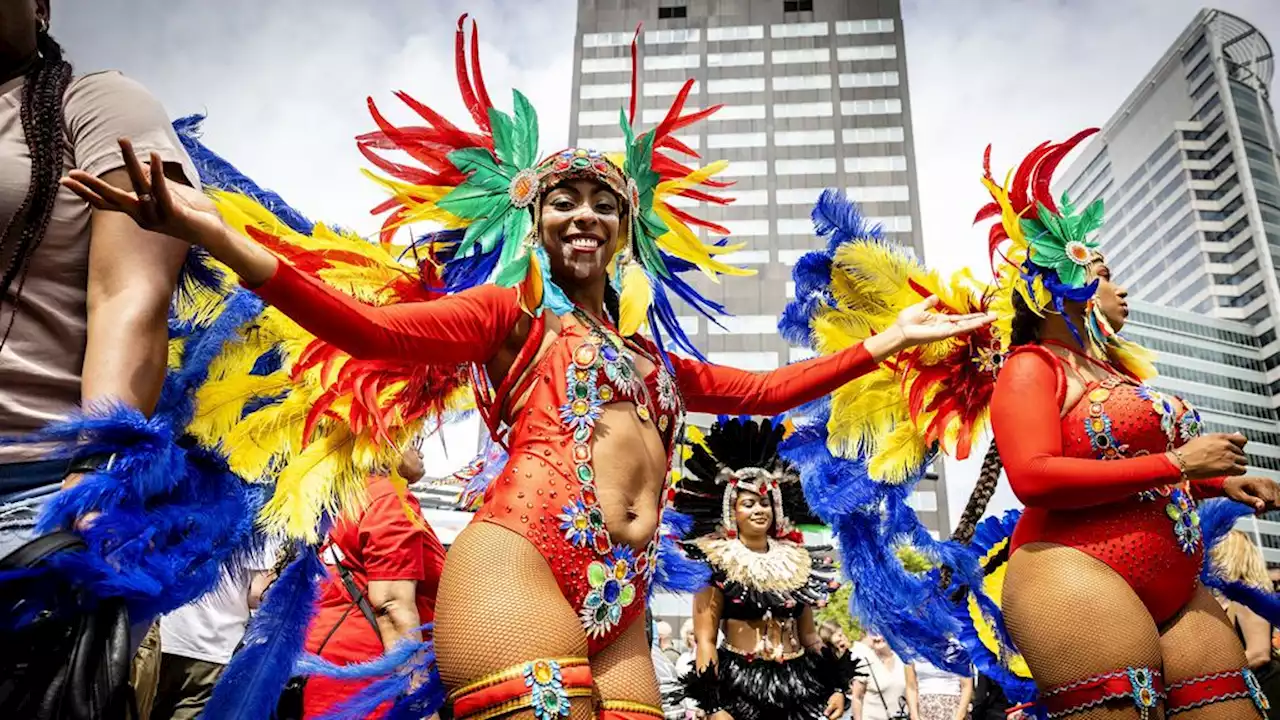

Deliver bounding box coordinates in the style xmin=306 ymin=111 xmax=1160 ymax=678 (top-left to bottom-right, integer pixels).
xmin=61 ymin=138 xmax=226 ymax=247
xmin=890 ymin=295 xmax=996 ymax=348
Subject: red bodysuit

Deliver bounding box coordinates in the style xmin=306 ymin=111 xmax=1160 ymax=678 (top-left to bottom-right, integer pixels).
xmin=252 ymin=261 xmax=877 ymax=652
xmin=992 ymin=342 xmax=1225 ymax=624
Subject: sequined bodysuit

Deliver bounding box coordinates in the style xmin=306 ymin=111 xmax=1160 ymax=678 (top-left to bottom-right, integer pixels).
xmin=252 ymin=262 xmax=880 ymax=651
xmin=993 ymin=343 xmax=1225 ymax=624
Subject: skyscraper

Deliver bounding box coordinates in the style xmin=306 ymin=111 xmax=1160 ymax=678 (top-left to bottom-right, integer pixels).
xmin=1054 ymin=8 xmax=1280 ymax=561
xmin=569 ymin=0 xmax=947 ymax=535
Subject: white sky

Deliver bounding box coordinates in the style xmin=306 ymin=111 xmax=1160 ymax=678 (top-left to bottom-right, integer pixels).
xmin=59 ymin=0 xmax=1280 ymax=527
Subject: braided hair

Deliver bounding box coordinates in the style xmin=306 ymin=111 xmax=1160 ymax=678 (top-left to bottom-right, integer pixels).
xmin=949 ymin=292 xmax=1039 ymax=545
xmin=0 ymin=27 xmax=73 ymax=351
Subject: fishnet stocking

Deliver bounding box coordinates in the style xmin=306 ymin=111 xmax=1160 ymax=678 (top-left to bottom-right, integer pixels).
xmin=1003 ymin=542 xmax=1165 ymax=720
xmin=1158 ymin=586 xmax=1254 ymax=720
xmin=434 ymin=522 xmax=593 ymax=719
xmin=591 ymin=610 xmax=661 ymax=707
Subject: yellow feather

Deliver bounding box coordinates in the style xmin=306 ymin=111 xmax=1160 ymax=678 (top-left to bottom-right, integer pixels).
xmin=618 ymin=262 xmax=653 ymax=336
xmin=259 ymin=426 xmax=370 ymax=542
xmin=866 ymin=422 xmax=930 ymax=485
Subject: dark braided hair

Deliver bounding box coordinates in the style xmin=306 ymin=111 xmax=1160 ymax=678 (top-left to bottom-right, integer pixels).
xmin=948 ymin=292 xmax=1040 ymax=546
xmin=0 ymin=27 xmax=73 ymax=351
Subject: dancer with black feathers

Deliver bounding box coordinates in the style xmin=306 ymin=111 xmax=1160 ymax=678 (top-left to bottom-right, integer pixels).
xmin=673 ymin=417 xmax=863 ymax=720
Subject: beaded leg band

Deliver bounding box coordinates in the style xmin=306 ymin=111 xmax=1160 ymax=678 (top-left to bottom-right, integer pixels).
xmin=448 ymin=657 xmax=593 ymax=720
xmin=1041 ymin=667 xmax=1163 ymax=719
xmin=599 ymin=699 xmax=665 ymax=719
xmin=1166 ymin=668 xmax=1269 ymax=717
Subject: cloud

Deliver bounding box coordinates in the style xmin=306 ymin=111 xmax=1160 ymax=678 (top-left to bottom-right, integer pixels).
xmin=56 ymin=0 xmax=1280 ymax=514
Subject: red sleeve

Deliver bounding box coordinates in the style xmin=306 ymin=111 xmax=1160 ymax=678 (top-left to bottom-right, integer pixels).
xmin=1192 ymin=477 xmax=1227 ymax=499
xmin=992 ymin=349 xmax=1182 ymax=510
xmin=667 ymin=344 xmax=876 ymax=416
xmin=358 ymin=490 xmax=427 ymax=581
xmin=248 ymin=260 xmax=522 ymax=364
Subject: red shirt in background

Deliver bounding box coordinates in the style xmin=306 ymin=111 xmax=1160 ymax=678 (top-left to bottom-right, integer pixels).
xmin=302 ymin=476 xmax=447 ymax=718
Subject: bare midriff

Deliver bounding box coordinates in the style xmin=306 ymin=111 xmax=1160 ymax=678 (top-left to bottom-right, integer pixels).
xmin=722 ymin=617 xmax=804 ymax=660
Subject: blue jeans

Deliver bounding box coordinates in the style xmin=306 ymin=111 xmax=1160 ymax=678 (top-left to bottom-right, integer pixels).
xmin=0 ymin=459 xmax=69 ymax=559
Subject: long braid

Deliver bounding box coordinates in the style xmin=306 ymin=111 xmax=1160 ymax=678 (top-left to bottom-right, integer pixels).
xmin=0 ymin=29 xmax=74 ymax=352
xmin=949 ymin=292 xmax=1039 ymax=547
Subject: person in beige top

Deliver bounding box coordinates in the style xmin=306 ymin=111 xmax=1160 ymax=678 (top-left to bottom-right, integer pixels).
xmin=0 ymin=0 xmax=198 ymax=556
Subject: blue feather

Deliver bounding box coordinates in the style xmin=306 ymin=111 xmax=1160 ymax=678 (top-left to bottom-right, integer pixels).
xmin=811 ymin=188 xmax=884 ymax=250
xmin=205 ymin=547 xmax=325 ymax=720
xmin=535 ymin=244 xmax=574 ymax=315
xmin=298 ymin=637 xmax=445 ymax=720
xmin=651 ymin=535 xmax=712 ymax=597
xmin=1198 ymin=499 xmax=1280 ymax=625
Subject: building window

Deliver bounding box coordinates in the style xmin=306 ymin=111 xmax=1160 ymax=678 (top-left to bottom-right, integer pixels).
xmin=707 ymin=25 xmax=764 ymax=42
xmin=843 ymin=127 xmax=905 ymax=144
xmin=575 ymin=135 xmax=627 ymax=152
xmin=644 ymin=80 xmax=697 ymax=97
xmin=719 ymin=249 xmax=771 ymax=265
xmin=707 ymin=352 xmax=778 ymax=371
xmin=578 ymin=110 xmax=619 ymax=127
xmin=776 ymin=158 xmax=836 ymax=175
xmin=776 ymin=188 xmax=826 ymax=205
xmin=835 ymin=19 xmax=896 ymax=35
xmin=774 ymin=101 xmax=834 ymax=118
xmin=790 ymin=346 xmax=816 ymax=361
xmin=708 ymin=132 xmax=768 ymax=149
xmin=845 ymin=155 xmax=908 ymax=173
xmin=580 ymin=83 xmax=631 ymax=100
xmin=871 ymin=216 xmax=914 ymax=232
xmin=777 ymin=247 xmax=809 ymax=263
xmin=727 ymin=189 xmax=769 ymax=205
xmin=658 ymin=5 xmax=687 ymax=20
xmin=837 ymin=45 xmax=898 ymax=61
xmin=645 ymin=28 xmax=700 ymax=45
xmin=783 ymin=0 xmax=815 ymax=12
xmin=708 ymin=315 xmax=780 ymax=335
xmin=644 ymin=54 xmax=699 ymax=70
xmin=708 ymin=51 xmax=764 ymax=67
xmin=772 ymin=48 xmax=831 ymax=64
xmin=722 ymin=219 xmax=770 ymax=236
xmin=770 ymin=22 xmax=829 ymax=38
xmin=583 ymin=31 xmax=633 ymax=48
xmin=839 ymin=71 xmax=900 ymax=88
xmin=775 ymin=129 xmax=836 ymax=146
xmin=847 ymin=186 xmax=911 ymax=202
xmin=581 ymin=57 xmax=630 ymax=74
xmin=772 ymin=75 xmax=832 ymax=91
xmin=841 ymin=99 xmax=903 ymax=115
xmin=719 ymin=160 xmax=769 ymax=177
xmin=710 ymin=105 xmax=766 ymax=121
xmin=708 ymin=77 xmax=766 ymax=94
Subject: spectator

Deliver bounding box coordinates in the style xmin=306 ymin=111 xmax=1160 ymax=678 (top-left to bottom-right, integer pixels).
xmin=658 ymin=620 xmax=680 ymax=665
xmin=914 ymin=661 xmax=972 ymax=720
xmin=151 ymin=557 xmax=276 ymax=720
xmin=1212 ymin=530 xmax=1280 ymax=717
xmin=853 ymin=634 xmax=919 ymax=720
xmin=970 ymin=674 xmax=1022 ymax=720
xmin=676 ymin=618 xmax=697 ymax=677
xmin=302 ymin=447 xmax=447 ymax=719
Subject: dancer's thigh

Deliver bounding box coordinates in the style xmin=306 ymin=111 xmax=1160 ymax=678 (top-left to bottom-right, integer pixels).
xmin=590 ymin=611 xmax=661 ymax=706
xmin=1158 ymin=585 xmax=1253 ymax=720
xmin=1003 ymin=542 xmax=1164 ymax=720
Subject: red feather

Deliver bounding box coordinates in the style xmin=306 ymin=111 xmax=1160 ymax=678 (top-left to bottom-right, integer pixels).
xmin=1007 ymin=141 xmax=1052 ymax=213
xmin=454 ymin=15 xmax=489 ymax=133
xmin=654 ymin=79 xmax=697 ymax=140
xmin=972 ymin=202 xmax=1000 ymax=225
xmin=628 ymin=23 xmax=642 ymax=126
xmin=392 ymin=91 xmax=491 ymax=150
xmin=1029 ymin=128 xmax=1099 ymax=213
xmin=665 ymin=205 xmax=729 ymax=236
xmin=467 ymin=19 xmax=495 ymax=124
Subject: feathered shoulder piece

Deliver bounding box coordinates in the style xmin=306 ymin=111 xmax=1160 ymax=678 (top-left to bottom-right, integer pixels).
xmin=358 ymin=15 xmax=750 ymax=360
xmin=779 ymin=189 xmax=997 ymax=484
xmin=685 ymin=536 xmax=840 ymax=613
xmin=173 ymin=118 xmax=474 ymax=542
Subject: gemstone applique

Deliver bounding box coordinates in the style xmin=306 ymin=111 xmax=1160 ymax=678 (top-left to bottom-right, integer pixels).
xmin=580 ymin=551 xmax=639 ymax=638
xmin=523 ymin=659 xmax=571 ymax=720
xmin=1126 ymin=667 xmax=1158 ymax=716
xmin=1166 ymin=487 xmax=1201 ymax=555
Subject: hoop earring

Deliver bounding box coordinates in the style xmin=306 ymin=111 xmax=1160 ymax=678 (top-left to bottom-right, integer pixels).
xmin=37 ymin=17 xmax=50 ymax=34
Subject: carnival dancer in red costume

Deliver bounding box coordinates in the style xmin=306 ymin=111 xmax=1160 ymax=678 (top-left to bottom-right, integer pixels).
xmin=975 ymin=132 xmax=1280 ymax=720
xmin=779 ymin=131 xmax=1280 ymax=720
xmin=60 ymin=17 xmax=992 ymax=720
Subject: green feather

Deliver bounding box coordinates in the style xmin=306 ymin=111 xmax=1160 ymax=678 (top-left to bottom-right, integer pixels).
xmin=438 ymin=184 xmax=502 ymax=220
xmin=511 ymin=91 xmax=539 ymax=169
xmin=488 ymin=105 xmax=517 ymax=169
xmin=1058 ymin=191 xmax=1076 ymax=217
xmin=1079 ymin=199 xmax=1105 ymax=236
xmin=447 ymin=148 xmax=510 ymax=191
xmin=492 ymin=211 xmax=530 ymax=287
xmin=462 ymin=205 xmax=511 ymax=254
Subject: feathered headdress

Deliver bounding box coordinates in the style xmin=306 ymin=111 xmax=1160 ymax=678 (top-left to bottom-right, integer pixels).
xmin=672 ymin=416 xmax=810 ymax=543
xmin=360 ymin=16 xmax=750 ymax=358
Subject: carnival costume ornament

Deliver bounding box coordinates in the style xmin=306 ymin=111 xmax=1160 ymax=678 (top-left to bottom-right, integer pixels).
xmin=778 ymin=132 xmax=1280 ymax=717
xmin=363 ymin=16 xmax=748 ymax=355
xmin=672 ymin=417 xmax=857 ymax=720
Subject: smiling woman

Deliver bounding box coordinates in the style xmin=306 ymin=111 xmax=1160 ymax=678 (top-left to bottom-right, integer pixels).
xmin=58 ymin=13 xmax=991 ymax=720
